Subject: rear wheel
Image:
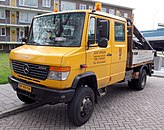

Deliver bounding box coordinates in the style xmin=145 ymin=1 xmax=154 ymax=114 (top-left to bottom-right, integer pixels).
xmin=17 ymin=93 xmax=36 ymax=104
xmin=67 ymin=86 xmax=95 ymax=126
xmin=128 ymin=69 xmax=147 ymax=91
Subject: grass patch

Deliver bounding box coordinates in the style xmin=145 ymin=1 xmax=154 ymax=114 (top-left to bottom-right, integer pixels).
xmin=0 ymin=53 xmax=10 ymax=84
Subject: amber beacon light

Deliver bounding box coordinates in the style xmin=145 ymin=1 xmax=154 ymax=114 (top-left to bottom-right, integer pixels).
xmin=95 ymin=2 xmax=102 ymax=11
xmin=54 ymin=2 xmax=59 ymax=12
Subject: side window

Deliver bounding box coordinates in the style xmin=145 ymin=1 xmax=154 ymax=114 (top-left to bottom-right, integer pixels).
xmin=88 ymin=17 xmax=95 ymax=44
xmin=114 ymin=22 xmax=125 ymax=42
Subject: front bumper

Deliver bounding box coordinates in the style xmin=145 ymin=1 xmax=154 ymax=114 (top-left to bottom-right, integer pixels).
xmin=8 ymin=76 xmax=75 ymax=104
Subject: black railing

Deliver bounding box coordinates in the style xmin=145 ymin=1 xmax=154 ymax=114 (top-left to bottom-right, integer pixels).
xmin=0 ymin=36 xmax=24 ymax=43
xmin=1 ymin=1 xmax=54 ymax=12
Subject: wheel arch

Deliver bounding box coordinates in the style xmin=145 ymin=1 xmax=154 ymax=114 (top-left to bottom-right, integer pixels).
xmin=71 ymin=72 xmax=98 ymax=103
xmin=140 ymin=64 xmax=150 ymax=75
xmin=133 ymin=64 xmax=148 ymax=74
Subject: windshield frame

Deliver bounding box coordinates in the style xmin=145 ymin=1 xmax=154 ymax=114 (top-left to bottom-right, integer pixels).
xmin=28 ymin=12 xmax=86 ymax=47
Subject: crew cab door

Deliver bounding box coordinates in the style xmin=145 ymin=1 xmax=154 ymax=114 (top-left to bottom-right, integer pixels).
xmin=86 ymin=15 xmax=112 ymax=89
xmin=110 ymin=20 xmax=127 ymax=83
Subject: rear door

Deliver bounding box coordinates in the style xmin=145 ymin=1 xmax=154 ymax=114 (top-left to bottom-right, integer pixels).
xmin=86 ymin=14 xmax=112 ymax=89
xmin=110 ymin=20 xmax=127 ymax=83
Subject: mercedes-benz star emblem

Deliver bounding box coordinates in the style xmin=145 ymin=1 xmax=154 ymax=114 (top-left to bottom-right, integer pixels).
xmin=23 ymin=64 xmax=29 ymax=74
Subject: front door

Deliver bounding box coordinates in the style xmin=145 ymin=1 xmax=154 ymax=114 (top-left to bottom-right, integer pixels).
xmin=10 ymin=28 xmax=17 ymax=42
xmin=10 ymin=11 xmax=17 ymax=24
xmin=86 ymin=15 xmax=112 ymax=89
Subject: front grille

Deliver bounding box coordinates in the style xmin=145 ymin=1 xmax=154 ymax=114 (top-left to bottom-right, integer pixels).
xmin=12 ymin=60 xmax=50 ymax=80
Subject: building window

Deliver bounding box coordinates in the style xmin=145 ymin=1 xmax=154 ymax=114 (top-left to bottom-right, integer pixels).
xmin=0 ymin=27 xmax=6 ymax=36
xmin=61 ymin=1 xmax=76 ymax=11
xmin=102 ymin=8 xmax=106 ymax=12
xmin=9 ymin=45 xmax=16 ymax=50
xmin=109 ymin=9 xmax=115 ymax=15
xmin=124 ymin=13 xmax=128 ymax=18
xmin=89 ymin=5 xmax=93 ymax=10
xmin=80 ymin=4 xmax=86 ymax=10
xmin=19 ymin=28 xmax=25 ymax=39
xmin=42 ymin=0 xmax=51 ymax=7
xmin=116 ymin=10 xmax=121 ymax=16
xmin=0 ymin=9 xmax=5 ymax=19
xmin=19 ymin=0 xmax=38 ymax=7
xmin=19 ymin=12 xmax=37 ymax=23
xmin=0 ymin=45 xmax=3 ymax=50
xmin=115 ymin=22 xmax=125 ymax=42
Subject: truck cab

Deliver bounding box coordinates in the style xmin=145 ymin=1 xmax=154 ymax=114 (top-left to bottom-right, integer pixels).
xmin=8 ymin=8 xmax=154 ymax=126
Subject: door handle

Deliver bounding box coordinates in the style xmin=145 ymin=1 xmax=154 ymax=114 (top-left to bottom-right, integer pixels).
xmin=107 ymin=53 xmax=112 ymax=56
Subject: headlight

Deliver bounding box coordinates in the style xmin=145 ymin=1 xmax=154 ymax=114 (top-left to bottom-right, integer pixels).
xmin=47 ymin=66 xmax=70 ymax=81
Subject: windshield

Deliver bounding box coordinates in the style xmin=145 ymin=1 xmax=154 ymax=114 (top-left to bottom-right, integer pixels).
xmin=28 ymin=12 xmax=85 ymax=47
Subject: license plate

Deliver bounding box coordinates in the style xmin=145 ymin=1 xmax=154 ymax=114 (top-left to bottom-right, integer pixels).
xmin=18 ymin=84 xmax=32 ymax=93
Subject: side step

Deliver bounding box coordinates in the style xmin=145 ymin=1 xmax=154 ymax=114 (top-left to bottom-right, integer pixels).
xmin=98 ymin=87 xmax=106 ymax=97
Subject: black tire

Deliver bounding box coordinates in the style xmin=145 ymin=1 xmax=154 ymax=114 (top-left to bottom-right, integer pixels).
xmin=17 ymin=93 xmax=36 ymax=104
xmin=128 ymin=80 xmax=134 ymax=90
xmin=128 ymin=69 xmax=147 ymax=91
xmin=67 ymin=86 xmax=95 ymax=126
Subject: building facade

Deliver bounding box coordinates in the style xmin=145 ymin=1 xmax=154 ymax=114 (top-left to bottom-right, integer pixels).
xmin=0 ymin=0 xmax=133 ymax=52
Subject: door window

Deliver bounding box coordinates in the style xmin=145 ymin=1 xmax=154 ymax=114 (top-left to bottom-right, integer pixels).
xmin=0 ymin=45 xmax=3 ymax=50
xmin=88 ymin=17 xmax=110 ymax=45
xmin=0 ymin=27 xmax=6 ymax=36
xmin=114 ymin=22 xmax=125 ymax=42
xmin=88 ymin=17 xmax=95 ymax=44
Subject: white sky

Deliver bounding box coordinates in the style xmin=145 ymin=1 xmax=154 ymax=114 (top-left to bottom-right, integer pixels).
xmin=98 ymin=0 xmax=164 ymax=31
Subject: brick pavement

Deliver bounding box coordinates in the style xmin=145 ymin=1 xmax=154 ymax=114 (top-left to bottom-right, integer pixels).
xmin=0 ymin=77 xmax=164 ymax=130
xmin=0 ymin=84 xmax=43 ymax=118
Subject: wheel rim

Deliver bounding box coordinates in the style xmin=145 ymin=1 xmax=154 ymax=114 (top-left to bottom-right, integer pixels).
xmin=141 ymin=74 xmax=146 ymax=87
xmin=80 ymin=96 xmax=93 ymax=117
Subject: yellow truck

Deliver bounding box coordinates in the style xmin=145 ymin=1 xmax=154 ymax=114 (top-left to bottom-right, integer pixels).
xmin=8 ymin=4 xmax=155 ymax=126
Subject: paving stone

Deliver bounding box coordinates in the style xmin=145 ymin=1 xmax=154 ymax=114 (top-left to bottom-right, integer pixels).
xmin=0 ymin=77 xmax=164 ymax=129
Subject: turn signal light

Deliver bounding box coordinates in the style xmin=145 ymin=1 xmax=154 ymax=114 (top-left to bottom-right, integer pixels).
xmin=50 ymin=66 xmax=71 ymax=72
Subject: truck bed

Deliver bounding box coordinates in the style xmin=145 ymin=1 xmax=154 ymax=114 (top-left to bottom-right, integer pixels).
xmin=126 ymin=19 xmax=155 ymax=68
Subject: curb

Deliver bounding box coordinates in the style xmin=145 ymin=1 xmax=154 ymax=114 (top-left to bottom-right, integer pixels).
xmin=0 ymin=102 xmax=44 ymax=119
xmin=152 ymin=75 xmax=164 ymax=78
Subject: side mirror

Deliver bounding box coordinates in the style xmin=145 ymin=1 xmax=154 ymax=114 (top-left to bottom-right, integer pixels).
xmin=98 ymin=37 xmax=108 ymax=48
xmin=98 ymin=20 xmax=109 ymax=38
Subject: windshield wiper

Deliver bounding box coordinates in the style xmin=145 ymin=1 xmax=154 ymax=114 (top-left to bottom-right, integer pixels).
xmin=27 ymin=42 xmax=40 ymax=46
xmin=49 ymin=43 xmax=63 ymax=47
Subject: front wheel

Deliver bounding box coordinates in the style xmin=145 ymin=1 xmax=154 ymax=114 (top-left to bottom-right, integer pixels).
xmin=67 ymin=86 xmax=95 ymax=126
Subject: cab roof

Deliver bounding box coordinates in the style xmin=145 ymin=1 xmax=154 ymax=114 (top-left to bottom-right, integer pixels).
xmin=34 ymin=10 xmax=127 ymax=22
